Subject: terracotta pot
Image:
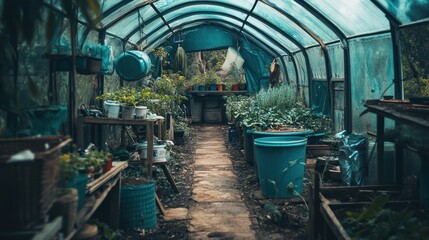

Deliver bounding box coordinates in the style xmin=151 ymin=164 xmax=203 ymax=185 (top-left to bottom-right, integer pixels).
xmin=217 ymin=84 xmax=223 ymax=91
xmin=232 ymin=84 xmax=239 ymax=91
xmin=103 ymin=158 xmax=113 ymax=173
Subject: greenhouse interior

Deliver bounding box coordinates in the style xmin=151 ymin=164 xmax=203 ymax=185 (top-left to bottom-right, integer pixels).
xmin=1 ymin=0 xmax=429 ymax=239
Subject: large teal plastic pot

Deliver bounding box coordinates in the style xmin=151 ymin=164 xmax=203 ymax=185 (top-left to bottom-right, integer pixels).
xmin=254 ymin=136 xmax=307 ymax=198
xmin=251 ymin=129 xmax=311 ymax=179
xmin=115 ymin=50 xmax=152 ymax=81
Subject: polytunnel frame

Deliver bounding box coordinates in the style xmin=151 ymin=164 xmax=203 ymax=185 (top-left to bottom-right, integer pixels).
xmin=81 ymin=0 xmax=320 ymax=103
xmin=60 ymin=0 xmax=429 ymax=133
xmin=140 ymin=20 xmax=301 ymax=85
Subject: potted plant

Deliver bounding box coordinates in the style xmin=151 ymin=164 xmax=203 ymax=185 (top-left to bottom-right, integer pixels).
xmin=205 ymin=70 xmax=220 ymax=91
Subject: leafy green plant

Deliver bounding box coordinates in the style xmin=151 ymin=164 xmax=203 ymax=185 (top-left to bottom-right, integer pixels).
xmin=255 ymin=83 xmax=297 ymax=111
xmin=204 ymin=70 xmax=221 ymax=85
xmin=59 ymin=150 xmax=82 ymax=187
xmin=89 ymin=219 xmax=122 ymax=240
xmin=344 ymin=194 xmax=429 ymax=239
xmin=172 ymin=46 xmax=187 ymax=75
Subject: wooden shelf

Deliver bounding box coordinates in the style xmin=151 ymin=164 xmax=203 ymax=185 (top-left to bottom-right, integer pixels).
xmin=65 ymin=170 xmax=123 ymax=240
xmin=0 ymin=217 xmax=63 ymax=240
xmin=87 ymin=161 xmax=128 ymax=194
xmin=364 ymin=99 xmax=429 ymax=129
xmin=80 ymin=116 xmax=158 ymax=126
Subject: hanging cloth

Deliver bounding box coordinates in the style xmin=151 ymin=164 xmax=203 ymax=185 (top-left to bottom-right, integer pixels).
xmin=269 ymin=59 xmax=280 ymax=88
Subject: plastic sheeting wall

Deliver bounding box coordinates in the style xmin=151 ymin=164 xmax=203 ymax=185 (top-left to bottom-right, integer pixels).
xmin=239 ymin=38 xmax=271 ymax=94
xmin=294 ymin=52 xmax=309 ymax=105
xmin=350 ymin=34 xmax=394 ymax=134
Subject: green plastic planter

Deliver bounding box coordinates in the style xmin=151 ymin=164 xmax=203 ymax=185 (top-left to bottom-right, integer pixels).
xmin=67 ymin=174 xmax=89 ymax=210
xmin=254 ymin=136 xmax=307 ymax=198
xmin=120 ymin=181 xmax=156 ymax=229
xmin=251 ymin=129 xmax=311 ymax=179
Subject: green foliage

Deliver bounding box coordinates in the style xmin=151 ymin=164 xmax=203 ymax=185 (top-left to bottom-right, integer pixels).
xmin=89 ymin=219 xmax=122 ymax=240
xmin=59 ymin=151 xmax=82 ymax=188
xmin=224 ymin=95 xmax=252 ymax=125
xmin=255 ymin=83 xmax=297 ymax=111
xmin=84 ymin=150 xmax=111 ymax=171
xmin=172 ymin=46 xmax=188 ymax=75
xmin=344 ymin=194 xmax=429 ymax=239
xmin=401 ymin=25 xmax=429 ymax=98
xmin=204 ymin=70 xmax=221 ymax=85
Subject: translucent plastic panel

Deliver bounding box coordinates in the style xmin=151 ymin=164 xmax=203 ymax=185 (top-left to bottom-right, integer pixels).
xmin=253 ymin=2 xmax=316 ymax=47
xmin=145 ymin=25 xmax=170 ymax=46
xmin=127 ymin=18 xmax=165 ymax=43
xmin=306 ymin=47 xmax=326 ymax=79
xmin=163 ymin=5 xmax=247 ymax=22
xmin=247 ymin=16 xmax=300 ymax=51
xmin=327 ymin=43 xmax=345 ymax=79
xmin=349 ymin=34 xmax=393 ymax=133
xmin=101 ymin=3 xmax=155 ymax=27
xmin=100 ymin=0 xmax=129 ymax=13
xmin=375 ymin=0 xmax=429 ymax=23
xmin=283 ymin=56 xmax=297 ymax=86
xmin=307 ymin=0 xmax=389 ymax=37
xmin=265 ymin=0 xmax=338 ymax=42
xmin=154 ymin=0 xmax=255 ymax=13
xmin=294 ymin=52 xmax=309 ymax=104
xmin=243 ymin=25 xmax=287 ymax=55
xmin=108 ymin=7 xmax=156 ymax=39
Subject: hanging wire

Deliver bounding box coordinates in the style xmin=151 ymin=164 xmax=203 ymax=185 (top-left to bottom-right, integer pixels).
xmin=138 ymin=9 xmax=145 ymax=50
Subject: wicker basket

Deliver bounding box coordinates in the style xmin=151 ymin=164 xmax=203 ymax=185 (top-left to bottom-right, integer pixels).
xmin=0 ymin=136 xmax=71 ymax=230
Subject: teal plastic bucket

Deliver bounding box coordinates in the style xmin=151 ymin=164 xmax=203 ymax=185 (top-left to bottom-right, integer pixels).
xmin=120 ymin=182 xmax=156 ymax=229
xmin=254 ymin=136 xmax=307 ymax=198
xmin=67 ymin=174 xmax=89 ymax=210
xmin=251 ymin=129 xmax=311 ymax=179
xmin=115 ymin=50 xmax=151 ymax=81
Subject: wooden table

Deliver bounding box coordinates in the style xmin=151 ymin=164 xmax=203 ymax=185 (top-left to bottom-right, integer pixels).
xmin=363 ymin=99 xmax=429 ymax=184
xmin=76 ymin=116 xmax=162 ymax=178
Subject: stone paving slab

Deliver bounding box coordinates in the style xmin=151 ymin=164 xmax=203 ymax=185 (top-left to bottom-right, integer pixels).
xmin=194 ymin=155 xmax=231 ymax=165
xmin=195 ymin=148 xmax=227 ymax=155
xmin=190 ymin=202 xmax=250 ymax=217
xmin=194 ymin=164 xmax=232 ymax=171
xmin=193 ymin=174 xmax=237 ymax=189
xmin=189 ymin=232 xmax=256 ymax=240
xmin=192 ymin=186 xmax=242 ymax=202
xmin=163 ymin=208 xmax=189 ymax=222
xmin=196 ymin=140 xmax=225 ymax=145
xmin=189 ymin=214 xmax=253 ymax=233
xmin=189 ymin=125 xmax=255 ymax=239
xmin=195 ymin=144 xmax=226 ymax=150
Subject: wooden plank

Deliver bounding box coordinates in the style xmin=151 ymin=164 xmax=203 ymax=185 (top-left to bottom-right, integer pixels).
xmin=364 ymin=101 xmax=429 ymax=128
xmin=155 ymin=194 xmax=166 ymax=216
xmin=32 ymin=217 xmax=62 ymax=240
xmin=81 ymin=116 xmax=157 ymax=125
xmin=65 ymin=176 xmax=120 ymax=240
xmin=320 ymin=202 xmax=351 ymax=240
xmin=87 ymin=161 xmax=128 ymax=194
xmin=146 ymin=122 xmax=154 ymax=178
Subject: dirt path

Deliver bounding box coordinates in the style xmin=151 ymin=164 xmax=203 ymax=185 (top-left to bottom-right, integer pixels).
xmin=188 ymin=125 xmax=256 ymax=239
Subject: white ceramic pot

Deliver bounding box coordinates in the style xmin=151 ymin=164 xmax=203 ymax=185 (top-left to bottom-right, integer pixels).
xmin=104 ymin=100 xmax=120 ymax=118
xmin=135 ymin=106 xmax=148 ymax=118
